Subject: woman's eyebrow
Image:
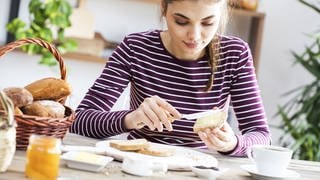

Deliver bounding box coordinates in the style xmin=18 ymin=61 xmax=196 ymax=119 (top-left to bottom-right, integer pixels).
xmin=173 ymin=13 xmax=190 ymax=19
xmin=173 ymin=13 xmax=214 ymax=20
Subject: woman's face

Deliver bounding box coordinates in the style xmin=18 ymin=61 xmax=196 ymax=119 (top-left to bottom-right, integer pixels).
xmin=163 ymin=0 xmax=222 ymax=60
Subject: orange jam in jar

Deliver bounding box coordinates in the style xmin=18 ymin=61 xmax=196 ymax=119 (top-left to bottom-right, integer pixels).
xmin=25 ymin=134 xmax=61 ymax=180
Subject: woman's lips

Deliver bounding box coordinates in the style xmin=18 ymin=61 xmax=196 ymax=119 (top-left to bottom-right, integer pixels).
xmin=184 ymin=41 xmax=199 ymax=49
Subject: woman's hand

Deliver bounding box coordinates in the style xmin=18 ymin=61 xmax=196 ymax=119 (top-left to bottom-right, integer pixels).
xmin=124 ymin=95 xmax=181 ymax=132
xmin=198 ymin=122 xmax=238 ymax=153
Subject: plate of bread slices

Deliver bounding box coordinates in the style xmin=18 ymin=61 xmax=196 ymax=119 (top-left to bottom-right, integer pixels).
xmin=95 ymin=138 xmax=218 ymax=171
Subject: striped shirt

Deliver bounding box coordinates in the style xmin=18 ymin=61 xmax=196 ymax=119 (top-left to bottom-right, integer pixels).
xmin=70 ymin=30 xmax=270 ymax=156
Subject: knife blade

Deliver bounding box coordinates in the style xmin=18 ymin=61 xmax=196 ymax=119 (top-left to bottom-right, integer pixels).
xmin=182 ymin=109 xmax=223 ymax=120
xmin=182 ymin=95 xmax=231 ymax=120
xmin=137 ymin=95 xmax=231 ymax=123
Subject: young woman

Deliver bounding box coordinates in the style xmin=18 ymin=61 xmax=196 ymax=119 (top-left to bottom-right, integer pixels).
xmin=70 ymin=0 xmax=270 ymax=156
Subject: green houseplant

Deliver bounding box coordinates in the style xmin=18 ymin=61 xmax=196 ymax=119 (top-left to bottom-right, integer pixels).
xmin=6 ymin=0 xmax=77 ymax=66
xmin=277 ymin=0 xmax=320 ymax=161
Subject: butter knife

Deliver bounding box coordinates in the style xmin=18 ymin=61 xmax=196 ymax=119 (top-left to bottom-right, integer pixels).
xmin=182 ymin=109 xmax=223 ymax=120
xmin=182 ymin=95 xmax=231 ymax=120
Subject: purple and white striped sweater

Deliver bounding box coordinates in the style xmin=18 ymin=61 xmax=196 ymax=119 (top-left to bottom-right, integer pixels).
xmin=70 ymin=30 xmax=270 ymax=156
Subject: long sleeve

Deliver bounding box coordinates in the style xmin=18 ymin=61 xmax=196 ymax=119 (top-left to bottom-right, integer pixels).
xmin=69 ymin=37 xmax=133 ymax=138
xmin=69 ymin=30 xmax=271 ymax=153
xmin=222 ymin=42 xmax=271 ymax=156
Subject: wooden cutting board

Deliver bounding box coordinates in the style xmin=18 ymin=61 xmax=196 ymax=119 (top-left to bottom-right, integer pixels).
xmin=65 ymin=0 xmax=95 ymax=39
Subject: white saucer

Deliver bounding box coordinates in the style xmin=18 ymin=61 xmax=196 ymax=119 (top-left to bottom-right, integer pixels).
xmin=240 ymin=164 xmax=300 ymax=180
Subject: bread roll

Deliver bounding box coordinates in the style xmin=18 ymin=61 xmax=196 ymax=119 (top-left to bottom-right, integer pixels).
xmin=25 ymin=78 xmax=72 ymax=101
xmin=2 ymin=87 xmax=33 ymax=107
xmin=193 ymin=111 xmax=226 ymax=133
xmin=109 ymin=139 xmax=149 ymax=151
xmin=22 ymin=100 xmax=65 ymax=118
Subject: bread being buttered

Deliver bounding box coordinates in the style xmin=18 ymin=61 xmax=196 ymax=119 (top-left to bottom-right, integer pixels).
xmin=193 ymin=111 xmax=226 ymax=133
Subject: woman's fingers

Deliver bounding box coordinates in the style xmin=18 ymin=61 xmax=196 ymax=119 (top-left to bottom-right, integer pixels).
xmin=138 ymin=95 xmax=179 ymax=132
xmin=141 ymin=102 xmax=162 ymax=132
xmin=198 ymin=131 xmax=212 ymax=148
xmin=163 ymin=119 xmax=173 ymax=131
xmin=198 ymin=126 xmax=237 ymax=152
xmin=163 ymin=110 xmax=174 ymax=131
xmin=136 ymin=108 xmax=155 ymax=131
xmin=198 ymin=129 xmax=228 ymax=151
xmin=211 ymin=128 xmax=231 ymax=142
xmin=205 ymin=129 xmax=225 ymax=149
xmin=153 ymin=95 xmax=181 ymax=119
xmin=130 ymin=96 xmax=181 ymax=132
xmin=140 ymin=97 xmax=161 ymax=131
xmin=149 ymin=99 xmax=169 ymax=132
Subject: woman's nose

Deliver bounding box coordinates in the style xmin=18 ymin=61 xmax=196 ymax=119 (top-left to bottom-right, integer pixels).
xmin=187 ymin=26 xmax=201 ymax=41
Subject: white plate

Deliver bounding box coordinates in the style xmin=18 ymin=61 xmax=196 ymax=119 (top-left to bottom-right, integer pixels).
xmin=240 ymin=164 xmax=300 ymax=180
xmin=95 ymin=140 xmax=218 ymax=171
xmin=61 ymin=151 xmax=113 ymax=172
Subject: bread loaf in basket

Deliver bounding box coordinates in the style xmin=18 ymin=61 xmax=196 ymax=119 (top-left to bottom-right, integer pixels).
xmin=0 ymin=38 xmax=75 ymax=150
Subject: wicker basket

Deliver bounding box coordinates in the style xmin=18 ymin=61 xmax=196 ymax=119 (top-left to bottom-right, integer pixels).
xmin=0 ymin=91 xmax=16 ymax=172
xmin=0 ymin=38 xmax=75 ymax=150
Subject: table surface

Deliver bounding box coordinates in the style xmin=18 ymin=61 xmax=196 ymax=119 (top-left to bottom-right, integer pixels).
xmin=1 ymin=133 xmax=320 ymax=180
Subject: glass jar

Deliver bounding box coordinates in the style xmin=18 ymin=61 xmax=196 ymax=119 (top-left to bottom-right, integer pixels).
xmin=25 ymin=134 xmax=61 ymax=180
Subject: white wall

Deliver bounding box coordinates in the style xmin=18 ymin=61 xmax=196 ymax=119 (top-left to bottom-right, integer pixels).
xmin=0 ymin=0 xmax=10 ymax=44
xmin=0 ymin=51 xmax=104 ymax=109
xmin=259 ymin=0 xmax=317 ymax=143
xmin=1 ymin=0 xmax=318 ymax=144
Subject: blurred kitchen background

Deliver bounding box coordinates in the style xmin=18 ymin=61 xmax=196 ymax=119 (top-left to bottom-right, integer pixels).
xmin=0 ymin=0 xmax=318 ymax=152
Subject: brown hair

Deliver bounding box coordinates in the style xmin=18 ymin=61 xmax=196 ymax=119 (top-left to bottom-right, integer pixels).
xmin=161 ymin=0 xmax=229 ymax=91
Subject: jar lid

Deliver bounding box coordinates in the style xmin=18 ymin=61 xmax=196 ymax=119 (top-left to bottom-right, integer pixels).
xmin=29 ymin=134 xmax=61 ymax=148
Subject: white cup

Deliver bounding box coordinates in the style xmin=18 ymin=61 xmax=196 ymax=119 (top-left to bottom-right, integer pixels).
xmin=247 ymin=145 xmax=293 ymax=177
xmin=121 ymin=156 xmax=168 ymax=176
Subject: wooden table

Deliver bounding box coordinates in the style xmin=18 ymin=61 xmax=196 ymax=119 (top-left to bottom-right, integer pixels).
xmin=1 ymin=133 xmax=320 ymax=179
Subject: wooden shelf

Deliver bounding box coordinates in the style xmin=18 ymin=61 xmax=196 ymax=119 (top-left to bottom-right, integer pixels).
xmin=231 ymin=8 xmax=265 ymax=18
xmin=134 ymin=0 xmax=161 ymax=3
xmin=65 ymin=5 xmax=265 ymax=74
xmin=63 ymin=52 xmax=107 ymax=63
xmin=7 ymin=0 xmax=265 ymax=73
xmin=230 ymin=8 xmax=265 ymax=74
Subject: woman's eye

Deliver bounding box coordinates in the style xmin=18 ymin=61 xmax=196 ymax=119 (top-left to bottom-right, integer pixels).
xmin=202 ymin=22 xmax=214 ymax=26
xmin=175 ymin=20 xmax=188 ymax=26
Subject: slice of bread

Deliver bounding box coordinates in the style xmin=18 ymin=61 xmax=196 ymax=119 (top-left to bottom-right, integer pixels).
xmin=193 ymin=111 xmax=226 ymax=133
xmin=138 ymin=145 xmax=175 ymax=157
xmin=109 ymin=139 xmax=149 ymax=151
